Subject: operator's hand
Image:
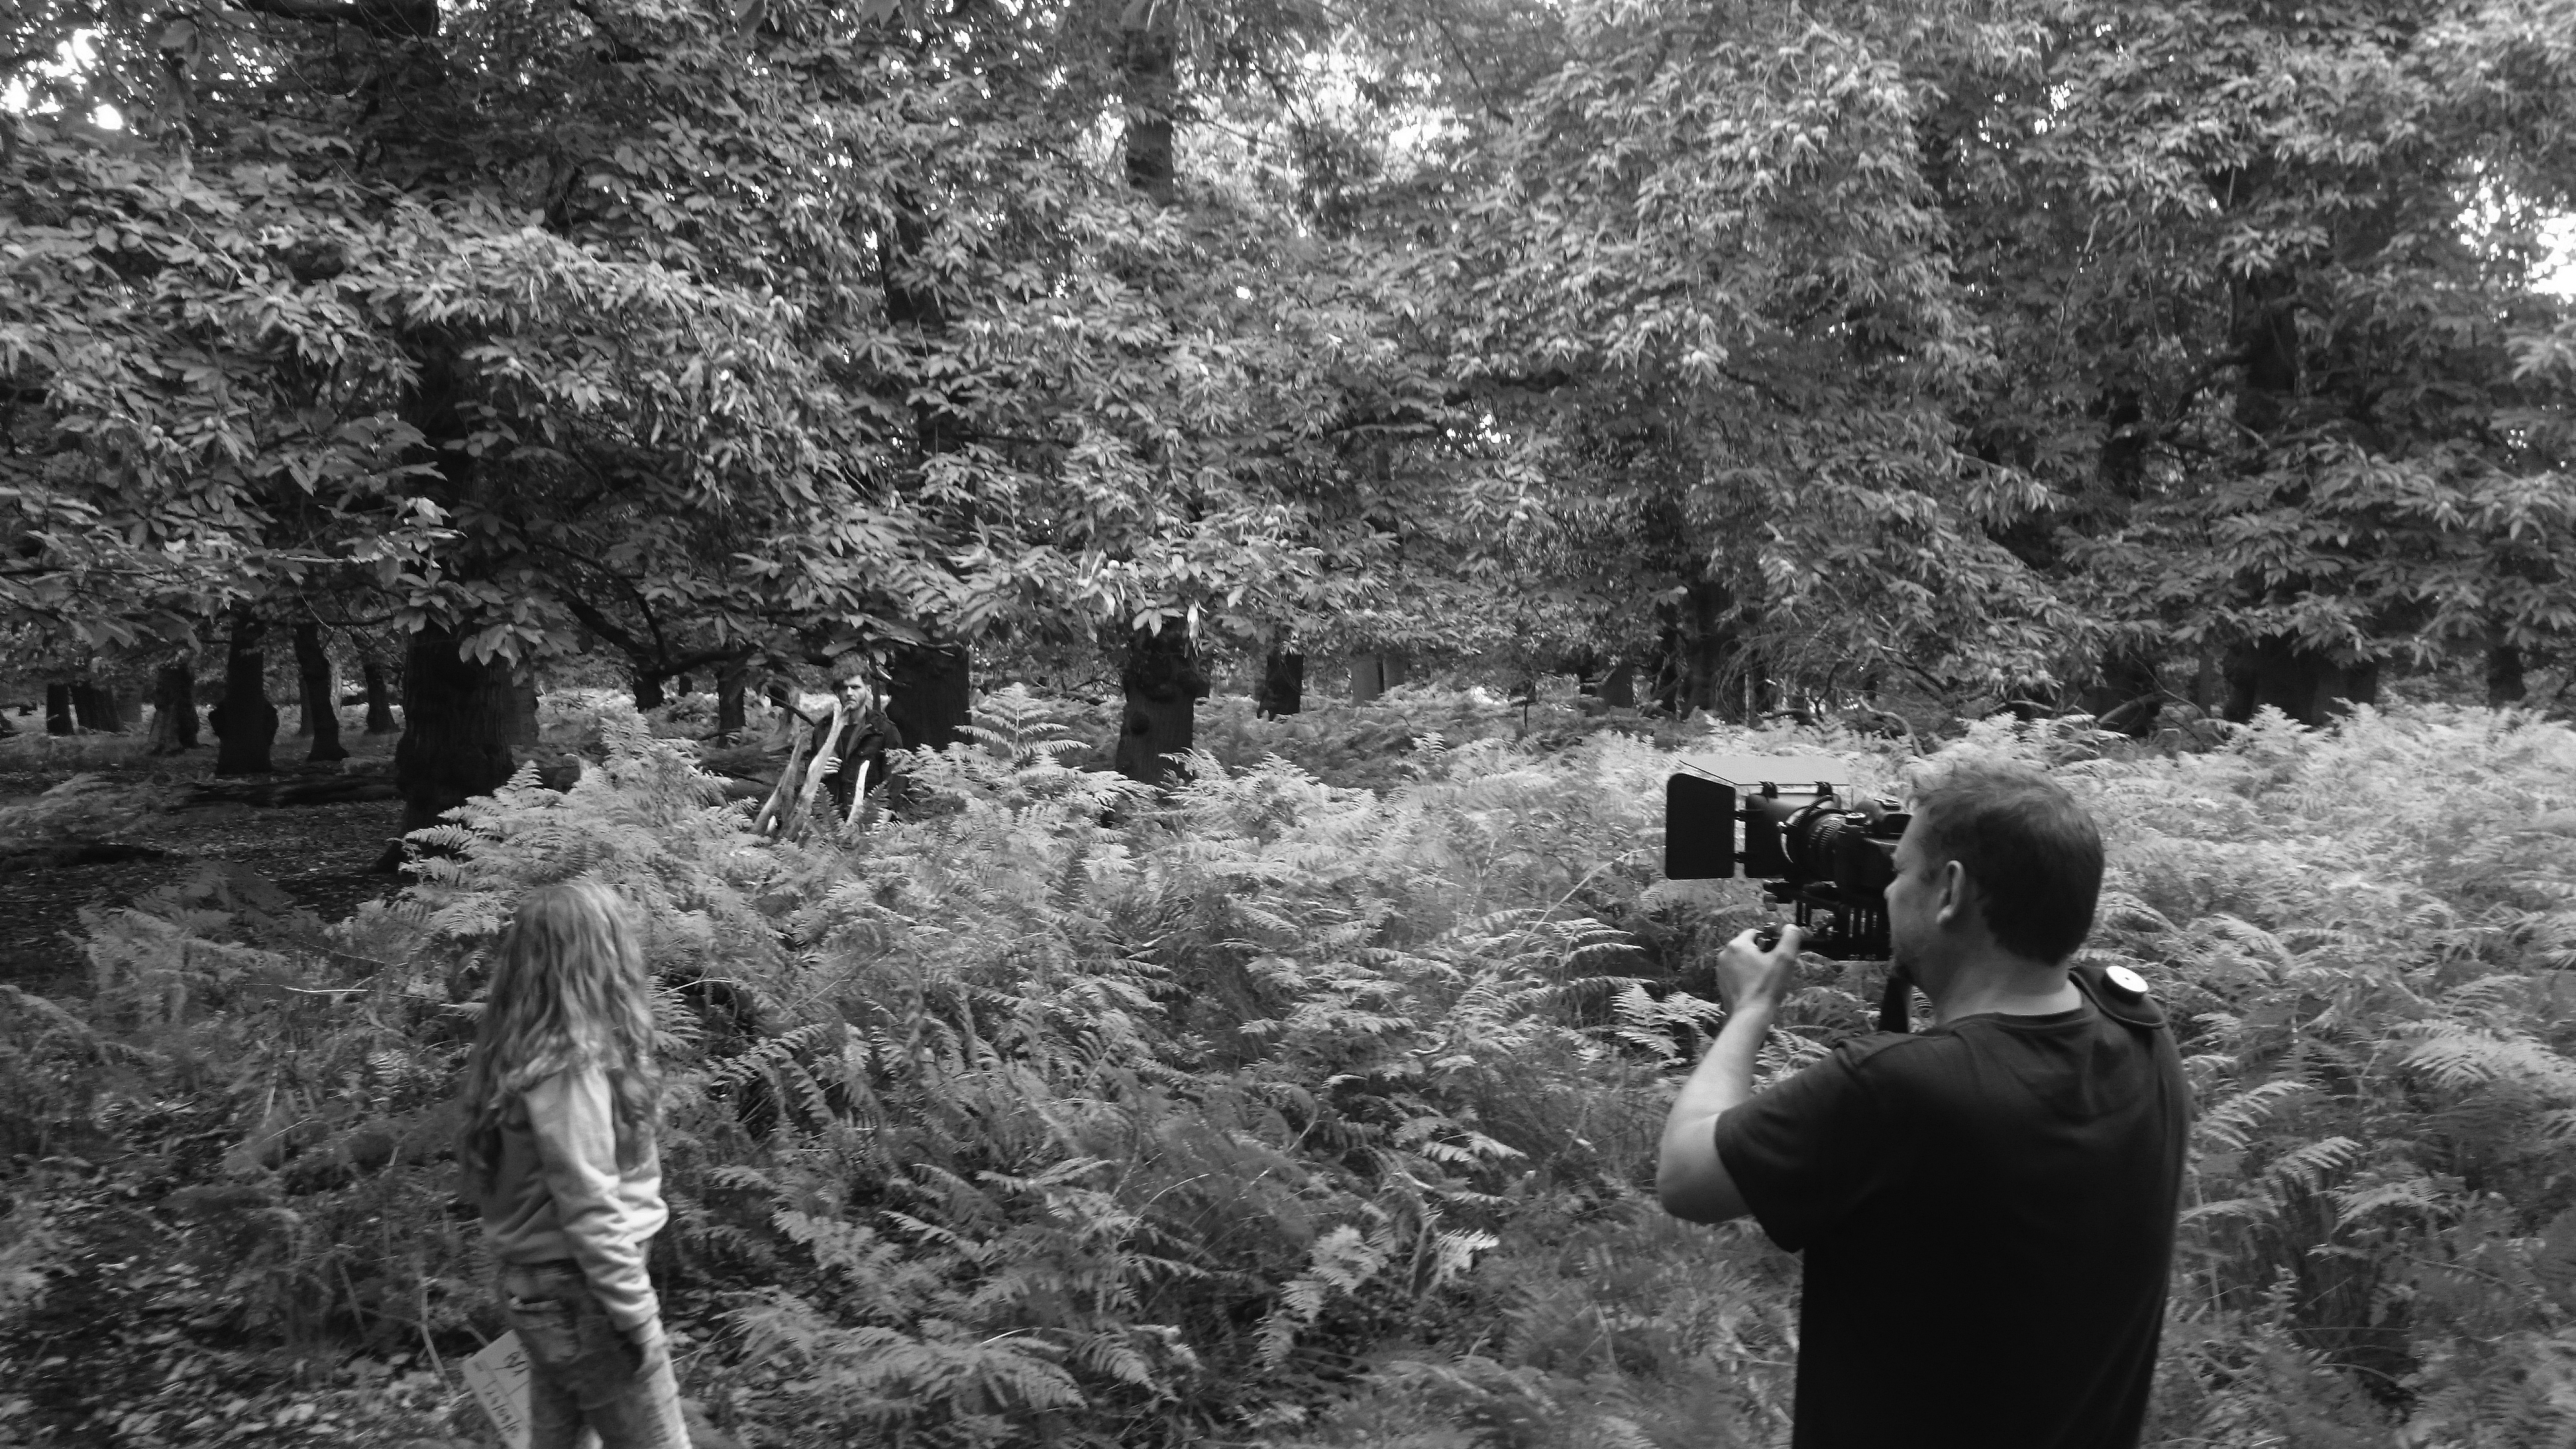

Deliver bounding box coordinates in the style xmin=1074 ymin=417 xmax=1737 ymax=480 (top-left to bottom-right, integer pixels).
xmin=1712 ymin=924 xmax=1803 ymax=1016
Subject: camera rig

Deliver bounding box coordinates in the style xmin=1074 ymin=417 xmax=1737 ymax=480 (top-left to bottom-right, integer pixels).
xmin=1664 ymin=753 xmax=1910 ymax=961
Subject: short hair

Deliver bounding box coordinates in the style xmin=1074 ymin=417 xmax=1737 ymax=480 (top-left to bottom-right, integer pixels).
xmin=1908 ymin=759 xmax=2104 ymax=964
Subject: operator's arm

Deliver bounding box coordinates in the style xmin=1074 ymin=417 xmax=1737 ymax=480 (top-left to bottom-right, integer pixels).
xmin=1656 ymin=926 xmax=1800 ymax=1225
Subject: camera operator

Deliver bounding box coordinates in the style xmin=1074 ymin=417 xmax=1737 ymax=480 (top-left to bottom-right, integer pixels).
xmin=1655 ymin=759 xmax=2190 ymax=1448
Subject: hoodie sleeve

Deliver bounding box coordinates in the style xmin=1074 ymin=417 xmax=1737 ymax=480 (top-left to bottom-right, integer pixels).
xmin=523 ymin=1067 xmax=660 ymax=1332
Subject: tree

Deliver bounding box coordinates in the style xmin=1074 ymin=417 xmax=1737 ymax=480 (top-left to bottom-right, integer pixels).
xmin=1911 ymin=0 xmax=2576 ymax=724
xmin=291 ymin=618 xmax=347 ymax=762
xmin=1395 ymin=1 xmax=2084 ymax=719
xmin=211 ymin=609 xmax=279 ymax=775
xmin=5 ymin=0 xmax=977 ymax=847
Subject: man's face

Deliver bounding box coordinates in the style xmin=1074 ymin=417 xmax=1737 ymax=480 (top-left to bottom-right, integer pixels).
xmin=1883 ymin=816 xmax=1943 ymax=978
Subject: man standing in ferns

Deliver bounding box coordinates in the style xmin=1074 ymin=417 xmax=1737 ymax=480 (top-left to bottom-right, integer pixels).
xmin=1656 ymin=760 xmax=2191 ymax=1447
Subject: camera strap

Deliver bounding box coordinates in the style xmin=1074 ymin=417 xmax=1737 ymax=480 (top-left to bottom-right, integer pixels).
xmin=1876 ymin=967 xmax=1913 ymax=1034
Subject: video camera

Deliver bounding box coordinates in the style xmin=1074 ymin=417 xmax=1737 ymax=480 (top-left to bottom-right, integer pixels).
xmin=1664 ymin=753 xmax=1909 ymax=961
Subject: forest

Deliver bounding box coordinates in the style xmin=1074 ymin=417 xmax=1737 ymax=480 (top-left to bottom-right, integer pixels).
xmin=5 ymin=0 xmax=2576 ymax=1442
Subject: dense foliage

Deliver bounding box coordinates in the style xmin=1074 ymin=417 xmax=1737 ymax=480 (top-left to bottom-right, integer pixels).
xmin=13 ymin=0 xmax=2571 ymax=751
xmin=7 ymin=688 xmax=2576 ymax=1446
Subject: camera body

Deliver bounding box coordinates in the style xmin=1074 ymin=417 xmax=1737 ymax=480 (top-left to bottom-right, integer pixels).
xmin=1664 ymin=753 xmax=1910 ymax=961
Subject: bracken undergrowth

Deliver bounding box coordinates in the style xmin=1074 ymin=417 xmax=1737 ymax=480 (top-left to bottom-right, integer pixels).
xmin=3 ymin=690 xmax=2575 ymax=1448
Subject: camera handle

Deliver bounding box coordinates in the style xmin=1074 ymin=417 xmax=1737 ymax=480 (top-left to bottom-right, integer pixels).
xmin=1754 ymin=926 xmax=1915 ymax=1035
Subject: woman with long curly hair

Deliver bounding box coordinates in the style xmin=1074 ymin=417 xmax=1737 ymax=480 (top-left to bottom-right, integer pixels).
xmin=459 ymin=881 xmax=688 ymax=1448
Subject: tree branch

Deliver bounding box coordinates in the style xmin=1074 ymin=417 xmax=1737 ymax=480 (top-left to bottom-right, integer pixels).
xmin=557 ymin=590 xmax=653 ymax=665
xmin=233 ymin=0 xmax=438 ymax=40
xmin=1716 ymin=364 xmax=1803 ymax=416
xmin=564 ymin=0 xmax=655 ymax=62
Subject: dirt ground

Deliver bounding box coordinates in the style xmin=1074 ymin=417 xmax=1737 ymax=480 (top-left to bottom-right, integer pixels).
xmin=0 ymin=723 xmax=408 ymax=993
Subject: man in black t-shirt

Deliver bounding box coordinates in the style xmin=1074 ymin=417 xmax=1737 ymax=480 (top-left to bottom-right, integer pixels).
xmin=1655 ymin=759 xmax=2191 ymax=1448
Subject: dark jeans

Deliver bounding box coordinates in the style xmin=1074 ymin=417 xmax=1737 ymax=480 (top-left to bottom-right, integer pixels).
xmin=500 ymin=1260 xmax=688 ymax=1449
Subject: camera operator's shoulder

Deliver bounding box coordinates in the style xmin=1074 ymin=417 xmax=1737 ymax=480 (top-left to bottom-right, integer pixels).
xmin=2069 ymin=962 xmax=2169 ymax=1031
xmin=1817 ymin=1031 xmax=1959 ymax=1120
xmin=1827 ymin=1028 xmax=1953 ymax=1077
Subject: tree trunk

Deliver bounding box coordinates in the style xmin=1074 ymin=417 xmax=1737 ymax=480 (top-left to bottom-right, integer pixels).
xmin=362 ymin=657 xmax=399 ymax=733
xmin=1351 ymin=650 xmax=1411 ymax=703
xmin=294 ymin=621 xmax=349 ymax=761
xmin=510 ymin=672 xmax=541 ymax=753
xmin=1104 ymin=7 xmax=1187 ymax=783
xmin=2098 ymin=386 xmax=2151 ymax=498
xmin=879 ymin=178 xmax=973 ymax=725
xmin=1682 ymin=578 xmax=1731 ymax=716
xmin=2224 ymin=633 xmax=2370 ymax=727
xmin=214 ymin=612 xmax=280 ymax=775
xmin=717 ymin=662 xmax=748 ymax=741
xmin=887 ymin=643 xmax=971 ymax=753
xmin=2086 ymin=647 xmax=2163 ymax=737
xmin=1256 ymin=649 xmax=1304 ymax=718
xmin=392 ymin=625 xmax=521 ymax=839
xmin=1118 ymin=11 xmax=1179 ymax=207
xmin=1115 ymin=627 xmax=1205 ymax=785
xmin=2223 ymin=260 xmax=2360 ymax=719
xmin=45 ymin=684 xmax=72 ymax=735
xmin=71 ymin=683 xmax=125 ymax=732
xmin=2232 ymin=270 xmax=2302 ymax=437
xmin=634 ymin=672 xmax=667 ymax=711
xmin=2087 ymin=385 xmax=2165 ymax=737
xmin=148 ymin=664 xmax=199 ymax=755
xmin=1352 ymin=653 xmax=1386 ymax=704
xmin=2222 ymin=637 xmax=2378 ymax=727
xmin=293 ymin=634 xmax=318 ymax=735
xmin=2487 ymin=621 xmax=2527 ymax=708
xmin=1600 ymin=660 xmax=1638 ymax=708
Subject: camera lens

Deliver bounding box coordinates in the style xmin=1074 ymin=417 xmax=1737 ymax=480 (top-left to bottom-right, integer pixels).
xmin=1784 ymin=806 xmax=1852 ymax=878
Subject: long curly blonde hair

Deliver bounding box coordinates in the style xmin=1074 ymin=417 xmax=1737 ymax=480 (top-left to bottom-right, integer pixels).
xmin=458 ymin=881 xmax=661 ymax=1192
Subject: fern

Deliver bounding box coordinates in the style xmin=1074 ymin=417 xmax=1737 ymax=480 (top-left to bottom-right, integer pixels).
xmin=19 ymin=693 xmax=2576 ymax=1446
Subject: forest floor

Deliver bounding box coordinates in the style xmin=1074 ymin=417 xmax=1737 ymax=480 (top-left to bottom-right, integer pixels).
xmin=0 ymin=724 xmax=406 ymax=994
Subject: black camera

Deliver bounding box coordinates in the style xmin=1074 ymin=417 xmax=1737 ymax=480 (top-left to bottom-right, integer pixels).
xmin=1664 ymin=753 xmax=1910 ymax=961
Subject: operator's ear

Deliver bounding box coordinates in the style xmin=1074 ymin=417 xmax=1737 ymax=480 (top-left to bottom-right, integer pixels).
xmin=1932 ymin=859 xmax=1973 ymax=926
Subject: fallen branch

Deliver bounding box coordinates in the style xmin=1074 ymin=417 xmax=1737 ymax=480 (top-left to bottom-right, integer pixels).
xmin=171 ymin=775 xmax=400 ymax=809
